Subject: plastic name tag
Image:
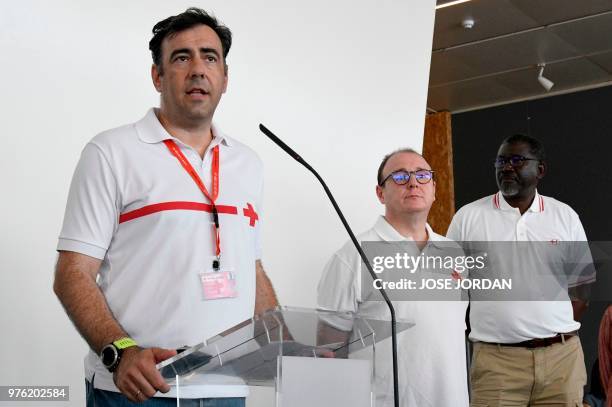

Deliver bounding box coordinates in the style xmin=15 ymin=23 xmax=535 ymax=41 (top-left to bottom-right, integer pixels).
xmin=199 ymin=270 xmax=237 ymax=300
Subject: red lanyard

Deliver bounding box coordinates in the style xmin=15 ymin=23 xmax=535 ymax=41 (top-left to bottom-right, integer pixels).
xmin=163 ymin=139 xmax=222 ymax=269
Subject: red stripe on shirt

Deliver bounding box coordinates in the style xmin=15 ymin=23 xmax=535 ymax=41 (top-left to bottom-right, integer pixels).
xmin=119 ymin=201 xmax=238 ymax=224
xmin=540 ymin=196 xmax=544 ymax=212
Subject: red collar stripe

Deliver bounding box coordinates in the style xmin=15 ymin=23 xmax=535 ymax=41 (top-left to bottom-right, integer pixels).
xmin=539 ymin=195 xmax=544 ymax=212
xmin=493 ymin=193 xmax=500 ymax=209
xmin=493 ymin=192 xmax=543 ymax=212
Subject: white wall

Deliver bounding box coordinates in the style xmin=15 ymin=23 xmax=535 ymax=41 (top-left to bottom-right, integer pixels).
xmin=0 ymin=1 xmax=435 ymax=405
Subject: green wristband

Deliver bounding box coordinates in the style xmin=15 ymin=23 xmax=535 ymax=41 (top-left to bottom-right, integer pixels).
xmin=113 ymin=337 xmax=137 ymax=350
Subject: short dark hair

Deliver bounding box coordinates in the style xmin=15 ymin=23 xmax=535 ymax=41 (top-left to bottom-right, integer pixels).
xmin=501 ymin=134 xmax=546 ymax=161
xmin=377 ymin=148 xmax=420 ymax=186
xmin=149 ymin=8 xmax=232 ymax=74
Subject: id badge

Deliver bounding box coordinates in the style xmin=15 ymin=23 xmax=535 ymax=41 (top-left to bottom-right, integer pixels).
xmin=199 ymin=268 xmax=237 ymax=300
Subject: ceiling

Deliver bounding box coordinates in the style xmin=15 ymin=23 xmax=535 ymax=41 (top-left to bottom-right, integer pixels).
xmin=428 ymin=0 xmax=612 ymax=113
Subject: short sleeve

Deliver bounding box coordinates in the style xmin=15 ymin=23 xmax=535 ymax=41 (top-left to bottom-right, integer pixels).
xmin=446 ymin=209 xmax=463 ymax=241
xmin=57 ymin=143 xmax=119 ymax=259
xmin=317 ymin=251 xmax=360 ymax=314
xmin=254 ymin=171 xmax=264 ymax=260
xmin=566 ymin=213 xmax=596 ymax=287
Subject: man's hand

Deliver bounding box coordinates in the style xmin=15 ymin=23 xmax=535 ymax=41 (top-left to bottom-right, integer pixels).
xmin=113 ymin=347 xmax=177 ymax=402
xmin=569 ymin=283 xmax=592 ymax=321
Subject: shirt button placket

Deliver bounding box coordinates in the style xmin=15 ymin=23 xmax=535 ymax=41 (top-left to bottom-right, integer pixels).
xmin=516 ymin=218 xmax=527 ymax=240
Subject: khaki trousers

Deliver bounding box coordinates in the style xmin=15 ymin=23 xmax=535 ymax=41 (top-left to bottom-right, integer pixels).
xmin=470 ymin=336 xmax=587 ymax=406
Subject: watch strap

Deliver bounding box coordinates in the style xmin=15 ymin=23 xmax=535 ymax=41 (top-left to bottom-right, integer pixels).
xmin=113 ymin=337 xmax=137 ymax=350
xmin=100 ymin=337 xmax=138 ymax=373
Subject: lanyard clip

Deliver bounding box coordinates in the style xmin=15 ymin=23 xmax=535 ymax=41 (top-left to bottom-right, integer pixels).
xmin=212 ymin=205 xmax=219 ymax=228
xmin=212 ymin=256 xmax=220 ymax=271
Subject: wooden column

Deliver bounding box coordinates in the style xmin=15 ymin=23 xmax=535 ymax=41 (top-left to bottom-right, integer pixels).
xmin=422 ymin=111 xmax=455 ymax=235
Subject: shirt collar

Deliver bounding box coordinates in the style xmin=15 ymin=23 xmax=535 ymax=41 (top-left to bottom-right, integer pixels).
xmin=493 ymin=190 xmax=544 ymax=213
xmin=372 ymin=215 xmax=444 ymax=248
xmin=135 ymin=108 xmax=233 ymax=147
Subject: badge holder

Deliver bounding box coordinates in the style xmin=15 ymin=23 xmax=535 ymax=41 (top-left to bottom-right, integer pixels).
xmin=200 ymin=259 xmax=237 ymax=301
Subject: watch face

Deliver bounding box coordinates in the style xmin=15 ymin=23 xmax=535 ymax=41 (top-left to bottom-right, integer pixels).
xmin=101 ymin=345 xmax=118 ymax=368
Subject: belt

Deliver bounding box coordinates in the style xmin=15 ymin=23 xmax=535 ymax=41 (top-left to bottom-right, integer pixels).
xmin=485 ymin=332 xmax=578 ymax=349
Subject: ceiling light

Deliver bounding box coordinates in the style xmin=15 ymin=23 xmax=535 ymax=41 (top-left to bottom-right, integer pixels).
xmin=436 ymin=0 xmax=474 ymax=10
xmin=462 ymin=18 xmax=475 ymax=29
xmin=537 ymin=63 xmax=554 ymax=92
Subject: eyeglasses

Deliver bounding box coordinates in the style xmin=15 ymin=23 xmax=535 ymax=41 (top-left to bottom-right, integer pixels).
xmin=380 ymin=169 xmax=435 ymax=186
xmin=494 ymin=155 xmax=539 ymax=168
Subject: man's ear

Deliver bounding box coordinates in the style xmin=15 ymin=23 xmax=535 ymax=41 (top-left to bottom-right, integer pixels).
xmin=376 ymin=185 xmax=385 ymax=204
xmin=537 ymin=161 xmax=546 ymax=180
xmin=152 ymin=64 xmax=162 ymax=93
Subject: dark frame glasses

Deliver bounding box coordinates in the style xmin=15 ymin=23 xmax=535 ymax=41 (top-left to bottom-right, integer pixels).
xmin=380 ymin=169 xmax=435 ymax=186
xmin=494 ymin=155 xmax=540 ymax=168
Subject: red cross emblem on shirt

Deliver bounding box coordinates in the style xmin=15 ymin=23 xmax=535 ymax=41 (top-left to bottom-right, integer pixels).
xmin=243 ymin=203 xmax=259 ymax=227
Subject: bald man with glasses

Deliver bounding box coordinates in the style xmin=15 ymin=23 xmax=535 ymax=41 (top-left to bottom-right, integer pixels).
xmin=317 ymin=148 xmax=469 ymax=407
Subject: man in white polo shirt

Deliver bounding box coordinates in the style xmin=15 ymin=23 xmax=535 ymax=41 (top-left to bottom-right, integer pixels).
xmin=447 ymin=134 xmax=595 ymax=406
xmin=317 ymin=149 xmax=469 ymax=407
xmin=53 ymin=8 xmax=277 ymax=407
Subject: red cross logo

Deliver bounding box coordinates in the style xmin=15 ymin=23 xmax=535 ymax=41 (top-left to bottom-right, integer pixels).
xmin=243 ymin=203 xmax=259 ymax=227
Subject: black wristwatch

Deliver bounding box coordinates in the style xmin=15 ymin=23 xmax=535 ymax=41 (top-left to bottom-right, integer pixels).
xmin=100 ymin=337 xmax=138 ymax=373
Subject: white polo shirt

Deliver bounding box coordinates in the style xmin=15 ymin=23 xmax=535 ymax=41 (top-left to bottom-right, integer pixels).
xmin=57 ymin=108 xmax=263 ymax=397
xmin=447 ymin=191 xmax=595 ymax=343
xmin=317 ymin=216 xmax=469 ymax=407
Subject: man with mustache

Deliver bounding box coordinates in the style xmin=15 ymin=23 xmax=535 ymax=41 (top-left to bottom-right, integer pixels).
xmin=317 ymin=148 xmax=469 ymax=407
xmin=447 ymin=134 xmax=594 ymax=406
xmin=54 ymin=8 xmax=277 ymax=406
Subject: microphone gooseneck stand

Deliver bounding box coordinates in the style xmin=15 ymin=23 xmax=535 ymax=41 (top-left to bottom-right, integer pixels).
xmin=259 ymin=123 xmax=400 ymax=407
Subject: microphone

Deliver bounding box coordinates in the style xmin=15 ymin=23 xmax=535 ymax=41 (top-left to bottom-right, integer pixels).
xmin=259 ymin=123 xmax=400 ymax=407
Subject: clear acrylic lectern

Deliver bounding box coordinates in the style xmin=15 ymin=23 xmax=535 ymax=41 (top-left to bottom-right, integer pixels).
xmin=156 ymin=306 xmax=413 ymax=407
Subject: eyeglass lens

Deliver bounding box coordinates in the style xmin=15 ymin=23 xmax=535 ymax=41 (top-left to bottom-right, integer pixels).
xmin=390 ymin=170 xmax=433 ymax=185
xmin=494 ymin=155 xmax=535 ymax=168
